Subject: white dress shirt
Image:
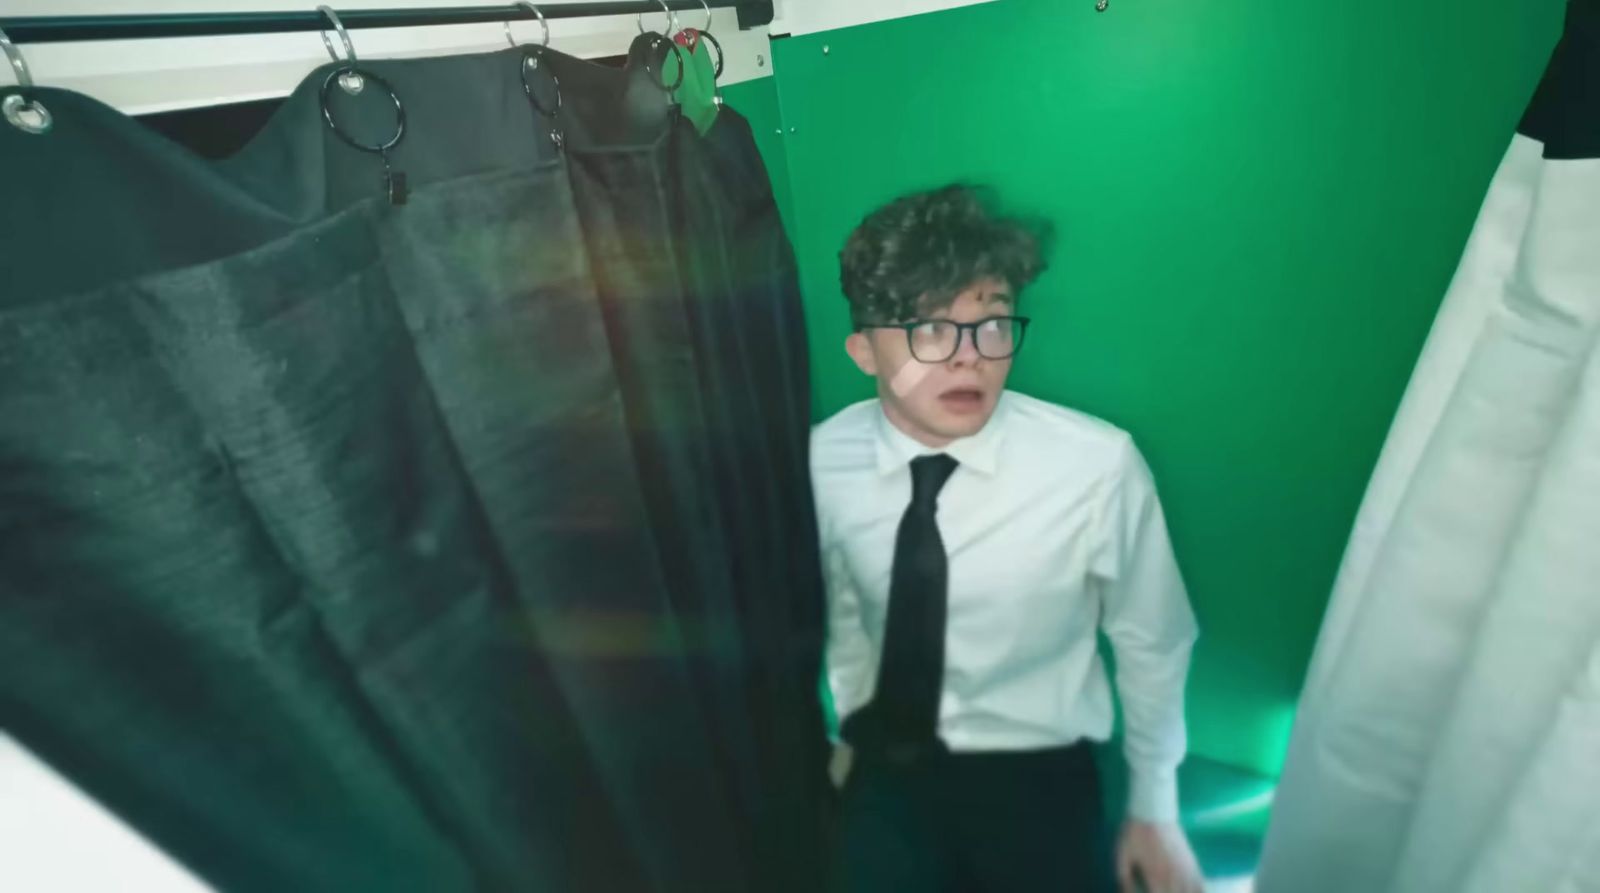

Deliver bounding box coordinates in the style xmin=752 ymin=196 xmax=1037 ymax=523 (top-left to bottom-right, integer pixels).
xmin=812 ymin=390 xmax=1198 ymax=823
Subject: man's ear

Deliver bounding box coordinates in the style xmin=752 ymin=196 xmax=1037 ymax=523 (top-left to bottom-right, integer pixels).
xmin=845 ymin=331 xmax=879 ymax=377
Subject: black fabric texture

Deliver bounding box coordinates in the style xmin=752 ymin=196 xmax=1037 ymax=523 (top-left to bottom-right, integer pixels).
xmin=1519 ymin=0 xmax=1600 ymax=159
xmin=0 ymin=38 xmax=824 ymax=893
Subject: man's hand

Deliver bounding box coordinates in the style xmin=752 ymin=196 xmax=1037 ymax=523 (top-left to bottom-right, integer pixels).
xmin=1116 ymin=820 xmax=1203 ymax=893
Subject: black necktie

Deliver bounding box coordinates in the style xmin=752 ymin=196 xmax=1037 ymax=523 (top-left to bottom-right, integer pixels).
xmin=845 ymin=453 xmax=960 ymax=758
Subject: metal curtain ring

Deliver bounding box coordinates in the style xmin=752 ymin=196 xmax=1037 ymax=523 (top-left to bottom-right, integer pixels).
xmin=642 ymin=35 xmax=685 ymax=94
xmin=504 ymin=1 xmax=550 ymax=49
xmin=520 ymin=47 xmax=564 ymax=147
xmin=699 ymin=28 xmax=724 ymax=79
xmin=0 ymin=27 xmax=51 ymax=135
xmin=692 ymin=0 xmax=724 ymax=78
xmin=317 ymin=6 xmax=365 ymax=94
xmin=319 ymin=66 xmax=405 ymax=153
xmin=3 ymin=93 xmax=52 ymax=135
xmin=637 ymin=0 xmax=678 ymax=35
xmin=520 ymin=50 xmax=561 ymax=116
xmin=0 ymin=25 xmax=34 ymax=91
xmin=317 ymin=5 xmax=358 ymax=64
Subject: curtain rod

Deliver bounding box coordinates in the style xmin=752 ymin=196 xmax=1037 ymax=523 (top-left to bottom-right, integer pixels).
xmin=0 ymin=2 xmax=773 ymax=44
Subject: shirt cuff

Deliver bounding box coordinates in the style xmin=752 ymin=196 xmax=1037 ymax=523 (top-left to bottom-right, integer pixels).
xmin=1126 ymin=767 xmax=1181 ymax=824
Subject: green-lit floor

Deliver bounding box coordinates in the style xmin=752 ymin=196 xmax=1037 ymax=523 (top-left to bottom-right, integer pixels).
xmin=1098 ymin=748 xmax=1273 ymax=891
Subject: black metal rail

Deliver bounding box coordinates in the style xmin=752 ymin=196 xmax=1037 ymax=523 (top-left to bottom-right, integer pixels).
xmin=0 ymin=1 xmax=774 ymax=43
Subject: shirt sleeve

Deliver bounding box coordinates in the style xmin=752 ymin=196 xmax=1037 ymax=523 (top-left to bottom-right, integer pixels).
xmin=1093 ymin=437 xmax=1199 ymax=824
xmin=822 ymin=520 xmax=876 ymax=745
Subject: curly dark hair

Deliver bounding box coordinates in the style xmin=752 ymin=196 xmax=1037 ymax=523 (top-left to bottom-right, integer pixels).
xmin=839 ymin=184 xmax=1050 ymax=326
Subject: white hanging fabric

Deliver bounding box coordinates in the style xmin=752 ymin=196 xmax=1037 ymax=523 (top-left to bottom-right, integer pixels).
xmin=1256 ymin=2 xmax=1600 ymax=890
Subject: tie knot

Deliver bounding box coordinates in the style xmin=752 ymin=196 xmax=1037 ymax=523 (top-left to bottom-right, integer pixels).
xmin=909 ymin=454 xmax=960 ymax=507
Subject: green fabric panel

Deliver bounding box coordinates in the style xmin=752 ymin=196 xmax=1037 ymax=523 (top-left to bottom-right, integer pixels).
xmin=665 ymin=35 xmax=721 ymax=136
xmin=769 ymin=0 xmax=1566 ymax=776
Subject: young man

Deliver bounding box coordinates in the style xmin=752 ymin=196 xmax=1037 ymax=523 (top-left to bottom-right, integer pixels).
xmin=813 ymin=185 xmax=1204 ymax=893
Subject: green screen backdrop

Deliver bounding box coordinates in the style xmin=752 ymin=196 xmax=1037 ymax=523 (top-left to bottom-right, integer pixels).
xmin=729 ymin=0 xmax=1563 ymax=776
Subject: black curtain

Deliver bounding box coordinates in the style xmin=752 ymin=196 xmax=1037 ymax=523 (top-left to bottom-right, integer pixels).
xmin=0 ymin=36 xmax=826 ymax=893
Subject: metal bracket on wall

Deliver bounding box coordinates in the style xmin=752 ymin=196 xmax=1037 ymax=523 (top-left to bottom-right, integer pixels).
xmin=1096 ymin=0 xmax=1109 ymax=10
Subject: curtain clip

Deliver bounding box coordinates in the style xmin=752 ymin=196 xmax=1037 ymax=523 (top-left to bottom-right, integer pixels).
xmin=0 ymin=26 xmax=52 ymax=134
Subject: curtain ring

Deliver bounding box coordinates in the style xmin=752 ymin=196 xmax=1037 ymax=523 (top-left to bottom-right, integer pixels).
xmin=694 ymin=0 xmax=725 ymax=81
xmin=317 ymin=6 xmax=365 ymax=94
xmin=1 ymin=26 xmax=35 ymax=91
xmin=0 ymin=27 xmax=51 ymax=135
xmin=520 ymin=48 xmax=564 ymax=151
xmin=508 ymin=1 xmax=561 ymax=148
xmin=319 ymin=67 xmax=405 ymax=154
xmin=505 ymin=2 xmax=550 ymax=49
xmin=637 ymin=0 xmax=678 ymax=35
xmin=641 ymin=35 xmax=685 ymax=95
xmin=700 ymin=30 xmax=724 ymax=80
xmin=671 ymin=0 xmax=722 ymax=80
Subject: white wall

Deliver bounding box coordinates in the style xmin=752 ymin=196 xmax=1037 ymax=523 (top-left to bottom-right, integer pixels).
xmin=779 ymin=0 xmax=997 ymax=36
xmin=0 ymin=0 xmax=773 ymax=115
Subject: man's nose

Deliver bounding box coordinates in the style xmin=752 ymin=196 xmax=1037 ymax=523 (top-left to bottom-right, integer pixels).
xmin=948 ymin=327 xmax=983 ymax=367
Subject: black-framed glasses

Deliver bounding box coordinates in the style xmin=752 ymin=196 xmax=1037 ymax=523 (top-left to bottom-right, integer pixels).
xmin=857 ymin=316 xmax=1031 ymax=363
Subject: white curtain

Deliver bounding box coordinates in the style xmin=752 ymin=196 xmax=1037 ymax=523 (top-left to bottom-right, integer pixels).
xmin=1256 ymin=7 xmax=1600 ymax=890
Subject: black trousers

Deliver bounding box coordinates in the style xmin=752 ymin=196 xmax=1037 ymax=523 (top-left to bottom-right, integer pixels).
xmin=833 ymin=742 xmax=1116 ymax=893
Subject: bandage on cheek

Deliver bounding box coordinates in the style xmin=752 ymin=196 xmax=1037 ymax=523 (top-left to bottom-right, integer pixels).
xmin=889 ymin=358 xmax=932 ymax=398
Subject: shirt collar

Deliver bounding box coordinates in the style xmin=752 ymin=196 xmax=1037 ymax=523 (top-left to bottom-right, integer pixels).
xmin=874 ymin=391 xmax=1008 ymax=477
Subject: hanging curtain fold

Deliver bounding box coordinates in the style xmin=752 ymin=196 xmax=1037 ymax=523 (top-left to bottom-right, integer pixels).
xmin=0 ymin=36 xmax=825 ymax=893
xmin=1257 ymin=2 xmax=1600 ymax=891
